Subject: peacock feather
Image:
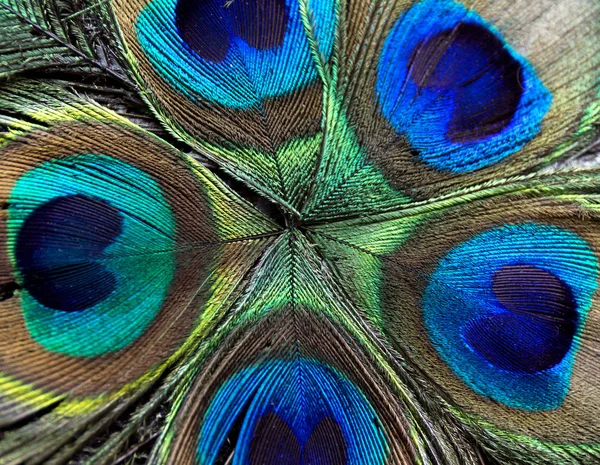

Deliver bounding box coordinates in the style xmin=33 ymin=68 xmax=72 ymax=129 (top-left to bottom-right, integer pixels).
xmin=0 ymin=0 xmax=599 ymax=464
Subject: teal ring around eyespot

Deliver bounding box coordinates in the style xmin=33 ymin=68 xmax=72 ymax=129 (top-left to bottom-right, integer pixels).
xmin=7 ymin=154 xmax=177 ymax=357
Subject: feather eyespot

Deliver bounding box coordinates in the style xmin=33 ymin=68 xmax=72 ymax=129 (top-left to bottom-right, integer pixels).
xmin=423 ymin=223 xmax=597 ymax=410
xmin=197 ymin=359 xmax=387 ymax=465
xmin=376 ymin=0 xmax=551 ymax=173
xmin=8 ymin=154 xmax=177 ymax=357
xmin=0 ymin=117 xmax=274 ymax=400
xmin=135 ymin=0 xmax=336 ymax=108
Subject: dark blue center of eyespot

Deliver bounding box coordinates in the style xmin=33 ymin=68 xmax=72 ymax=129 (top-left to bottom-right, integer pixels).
xmin=175 ymin=0 xmax=289 ymax=62
xmin=408 ymin=22 xmax=523 ymax=143
xmin=15 ymin=194 xmax=123 ymax=312
xmin=304 ymin=417 xmax=347 ymax=465
xmin=464 ymin=264 xmax=578 ymax=374
xmin=249 ymin=413 xmax=347 ymax=465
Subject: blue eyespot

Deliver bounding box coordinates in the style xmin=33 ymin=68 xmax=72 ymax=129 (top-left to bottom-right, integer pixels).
xmin=423 ymin=223 xmax=598 ymax=410
xmin=197 ymin=358 xmax=388 ymax=465
xmin=376 ymin=0 xmax=552 ymax=173
xmin=136 ymin=0 xmax=336 ymax=109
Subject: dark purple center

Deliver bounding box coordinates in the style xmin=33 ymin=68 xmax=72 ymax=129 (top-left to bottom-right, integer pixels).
xmin=464 ymin=264 xmax=578 ymax=373
xmin=249 ymin=412 xmax=347 ymax=465
xmin=408 ymin=22 xmax=523 ymax=143
xmin=175 ymin=0 xmax=289 ymax=62
xmin=15 ymin=195 xmax=123 ymax=312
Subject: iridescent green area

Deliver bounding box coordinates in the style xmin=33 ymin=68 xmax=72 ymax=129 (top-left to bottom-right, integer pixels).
xmin=303 ymin=109 xmax=412 ymax=220
xmin=308 ymin=212 xmax=425 ymax=327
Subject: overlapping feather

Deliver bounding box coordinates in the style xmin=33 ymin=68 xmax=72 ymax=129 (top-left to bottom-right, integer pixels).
xmin=0 ymin=0 xmax=599 ymax=464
